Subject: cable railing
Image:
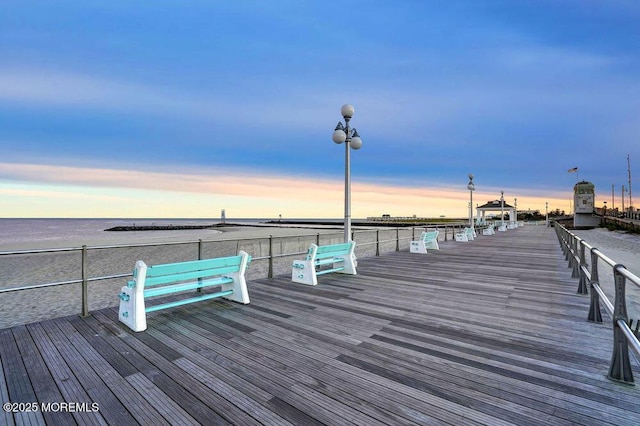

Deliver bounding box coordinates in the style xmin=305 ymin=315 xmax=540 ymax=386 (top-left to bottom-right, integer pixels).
xmin=555 ymin=222 xmax=640 ymax=384
xmin=0 ymin=224 xmax=469 ymax=328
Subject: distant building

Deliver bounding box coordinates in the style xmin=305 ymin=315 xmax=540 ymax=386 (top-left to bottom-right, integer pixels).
xmin=476 ymin=200 xmax=515 ymax=225
xmin=574 ymin=181 xmax=599 ymax=229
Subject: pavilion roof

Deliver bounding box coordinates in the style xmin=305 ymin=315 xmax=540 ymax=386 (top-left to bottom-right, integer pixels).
xmin=477 ymin=200 xmax=515 ymax=209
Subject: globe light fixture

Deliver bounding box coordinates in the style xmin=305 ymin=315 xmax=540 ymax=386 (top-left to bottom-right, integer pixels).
xmin=333 ymin=104 xmax=363 ymax=242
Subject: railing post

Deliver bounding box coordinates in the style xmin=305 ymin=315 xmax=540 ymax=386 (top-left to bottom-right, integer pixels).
xmin=316 ymin=233 xmax=320 ymax=246
xmin=81 ymin=245 xmax=89 ymax=317
xmin=267 ymin=235 xmax=274 ymax=279
xmin=197 ymin=239 xmax=204 ymax=292
xmin=376 ymin=230 xmax=380 ymax=256
xmin=577 ymin=241 xmax=588 ymax=294
xmin=444 ymin=226 xmax=448 ymax=242
xmin=396 ymin=228 xmax=400 ymax=252
xmin=607 ymin=264 xmax=634 ymax=384
xmin=587 ymin=248 xmax=603 ymax=323
xmin=569 ymin=238 xmax=578 ymax=276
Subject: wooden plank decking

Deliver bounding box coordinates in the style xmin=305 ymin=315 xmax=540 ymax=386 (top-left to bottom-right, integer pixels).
xmin=2 ymin=225 xmax=639 ymax=425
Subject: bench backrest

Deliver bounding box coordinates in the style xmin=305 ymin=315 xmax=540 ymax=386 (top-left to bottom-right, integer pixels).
xmin=306 ymin=241 xmax=355 ymax=261
xmin=421 ymin=231 xmax=438 ymax=241
xmin=128 ymin=255 xmax=246 ymax=288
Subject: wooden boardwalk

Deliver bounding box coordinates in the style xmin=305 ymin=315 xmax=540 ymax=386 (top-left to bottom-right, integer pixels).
xmin=2 ymin=225 xmax=640 ymax=425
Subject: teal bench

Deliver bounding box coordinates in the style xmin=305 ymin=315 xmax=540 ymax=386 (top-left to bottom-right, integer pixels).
xmin=118 ymin=251 xmax=251 ymax=332
xmin=409 ymin=230 xmax=440 ymax=254
xmin=483 ymin=225 xmax=495 ymax=235
xmin=291 ymin=241 xmax=357 ymax=285
xmin=455 ymin=227 xmax=476 ymax=242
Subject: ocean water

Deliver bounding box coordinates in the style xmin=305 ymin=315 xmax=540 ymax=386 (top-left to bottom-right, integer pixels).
xmin=0 ymin=218 xmax=246 ymax=249
xmin=0 ymin=218 xmax=343 ymax=250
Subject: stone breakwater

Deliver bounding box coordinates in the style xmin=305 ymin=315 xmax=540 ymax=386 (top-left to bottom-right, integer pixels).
xmin=105 ymin=224 xmax=222 ymax=231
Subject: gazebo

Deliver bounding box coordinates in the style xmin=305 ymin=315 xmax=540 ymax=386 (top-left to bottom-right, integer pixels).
xmin=476 ymin=200 xmax=516 ymax=229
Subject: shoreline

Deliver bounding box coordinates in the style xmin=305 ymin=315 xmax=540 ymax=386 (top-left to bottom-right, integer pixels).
xmin=0 ymin=224 xmax=349 ymax=252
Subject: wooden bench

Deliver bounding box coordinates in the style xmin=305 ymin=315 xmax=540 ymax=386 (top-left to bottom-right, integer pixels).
xmin=292 ymin=241 xmax=356 ymax=285
xmin=118 ymin=251 xmax=251 ymax=332
xmin=409 ymin=230 xmax=440 ymax=254
xmin=455 ymin=227 xmax=476 ymax=242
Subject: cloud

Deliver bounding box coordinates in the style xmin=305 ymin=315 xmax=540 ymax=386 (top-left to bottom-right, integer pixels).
xmin=0 ymin=186 xmax=122 ymax=201
xmin=0 ymin=161 xmax=570 ymax=218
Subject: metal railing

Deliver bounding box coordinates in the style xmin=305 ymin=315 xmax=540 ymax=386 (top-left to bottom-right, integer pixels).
xmin=555 ymin=222 xmax=640 ymax=384
xmin=0 ymin=224 xmax=469 ymax=328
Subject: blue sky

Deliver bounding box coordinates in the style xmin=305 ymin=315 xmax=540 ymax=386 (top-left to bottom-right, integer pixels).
xmin=1 ymin=0 xmax=639 ymax=218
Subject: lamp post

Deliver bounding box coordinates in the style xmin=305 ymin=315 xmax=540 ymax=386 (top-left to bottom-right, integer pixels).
xmin=545 ymin=202 xmax=549 ymax=227
xmin=332 ymin=104 xmax=363 ymax=242
xmin=514 ymin=197 xmax=518 ymax=228
xmin=467 ymin=174 xmax=475 ymax=229
xmin=500 ymin=190 xmax=505 ymax=230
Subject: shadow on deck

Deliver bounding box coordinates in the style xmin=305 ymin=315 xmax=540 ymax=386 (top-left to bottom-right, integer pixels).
xmin=2 ymin=226 xmax=639 ymax=425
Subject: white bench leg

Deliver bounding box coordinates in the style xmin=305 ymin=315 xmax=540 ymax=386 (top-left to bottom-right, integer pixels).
xmin=455 ymin=233 xmax=468 ymax=242
xmin=410 ymin=240 xmax=428 ymax=254
xmin=222 ymin=250 xmax=251 ymax=304
xmin=292 ymin=259 xmax=318 ymax=285
xmin=119 ymin=260 xmax=148 ymax=332
xmin=337 ymin=252 xmax=357 ymax=274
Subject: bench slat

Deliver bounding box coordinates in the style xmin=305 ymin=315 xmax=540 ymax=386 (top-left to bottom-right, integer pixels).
xmin=315 ymin=243 xmax=353 ymax=255
xmin=314 ymin=251 xmax=350 ymax=260
xmin=144 ymin=265 xmax=242 ymax=287
xmin=146 ymin=256 xmax=243 ymax=278
xmin=316 ymin=266 xmax=345 ymax=275
xmin=145 ymin=289 xmax=234 ymax=313
xmin=315 ymin=257 xmax=345 ymax=266
xmin=144 ymin=277 xmax=234 ymax=298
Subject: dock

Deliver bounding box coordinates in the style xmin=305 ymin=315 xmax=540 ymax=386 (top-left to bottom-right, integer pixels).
xmin=2 ymin=226 xmax=639 ymax=425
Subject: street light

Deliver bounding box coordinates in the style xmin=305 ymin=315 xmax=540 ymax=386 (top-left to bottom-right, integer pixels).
xmin=545 ymin=202 xmax=549 ymax=227
xmin=514 ymin=197 xmax=518 ymax=228
xmin=332 ymin=104 xmax=363 ymax=242
xmin=500 ymin=190 xmax=505 ymax=230
xmin=467 ymin=174 xmax=475 ymax=229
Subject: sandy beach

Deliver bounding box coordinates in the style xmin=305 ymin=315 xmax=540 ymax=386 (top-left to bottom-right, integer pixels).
xmin=0 ymin=225 xmax=417 ymax=329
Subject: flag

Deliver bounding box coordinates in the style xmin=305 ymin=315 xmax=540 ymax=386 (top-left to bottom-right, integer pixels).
xmin=568 ymin=167 xmax=578 ymax=173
